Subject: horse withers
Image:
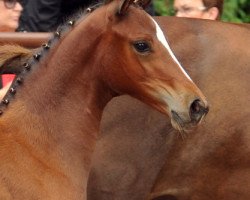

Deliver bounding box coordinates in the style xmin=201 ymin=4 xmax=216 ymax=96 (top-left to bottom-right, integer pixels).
xmin=0 ymin=0 xmax=208 ymax=199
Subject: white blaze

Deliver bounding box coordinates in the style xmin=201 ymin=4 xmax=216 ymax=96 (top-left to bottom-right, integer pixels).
xmin=150 ymin=17 xmax=193 ymax=82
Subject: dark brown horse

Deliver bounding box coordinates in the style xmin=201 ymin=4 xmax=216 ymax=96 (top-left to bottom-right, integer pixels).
xmin=86 ymin=17 xmax=250 ymax=199
xmin=0 ymin=0 xmax=208 ymax=199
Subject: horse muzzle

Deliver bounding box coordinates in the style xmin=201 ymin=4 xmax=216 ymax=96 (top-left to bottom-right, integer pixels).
xmin=171 ymin=98 xmax=209 ymax=132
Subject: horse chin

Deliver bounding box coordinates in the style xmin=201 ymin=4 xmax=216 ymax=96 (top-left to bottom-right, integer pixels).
xmin=170 ymin=112 xmax=198 ymax=133
xmin=170 ymin=118 xmax=190 ymax=133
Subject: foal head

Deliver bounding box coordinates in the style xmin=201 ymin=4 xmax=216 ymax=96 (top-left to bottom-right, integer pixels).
xmin=96 ymin=0 xmax=208 ymax=131
xmin=0 ymin=0 xmax=208 ymax=132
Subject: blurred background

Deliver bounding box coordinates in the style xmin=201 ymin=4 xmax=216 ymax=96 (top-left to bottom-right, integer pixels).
xmin=153 ymin=0 xmax=250 ymax=23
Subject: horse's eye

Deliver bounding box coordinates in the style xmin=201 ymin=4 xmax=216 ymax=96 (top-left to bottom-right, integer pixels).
xmin=133 ymin=41 xmax=151 ymax=53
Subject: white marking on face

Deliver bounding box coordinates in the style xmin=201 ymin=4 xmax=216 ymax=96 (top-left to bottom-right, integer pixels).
xmin=150 ymin=17 xmax=193 ymax=82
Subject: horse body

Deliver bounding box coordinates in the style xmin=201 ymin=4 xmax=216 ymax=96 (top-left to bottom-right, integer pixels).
xmin=0 ymin=1 xmax=207 ymax=199
xmin=150 ymin=17 xmax=250 ymax=200
xmin=87 ymin=17 xmax=250 ymax=200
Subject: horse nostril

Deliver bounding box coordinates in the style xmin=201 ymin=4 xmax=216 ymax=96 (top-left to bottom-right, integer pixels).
xmin=190 ymin=99 xmax=209 ymax=123
xmin=191 ymin=99 xmax=202 ymax=113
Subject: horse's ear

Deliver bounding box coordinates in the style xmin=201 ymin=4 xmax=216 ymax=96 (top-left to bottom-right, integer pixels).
xmin=118 ymin=0 xmax=134 ymax=15
xmin=134 ymin=0 xmax=151 ymax=9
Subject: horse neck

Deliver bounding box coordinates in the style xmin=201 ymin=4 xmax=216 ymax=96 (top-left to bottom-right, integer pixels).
xmin=4 ymin=18 xmax=113 ymax=185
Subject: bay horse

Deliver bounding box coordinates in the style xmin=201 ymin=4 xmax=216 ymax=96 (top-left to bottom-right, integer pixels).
xmin=149 ymin=17 xmax=250 ymax=200
xmin=0 ymin=0 xmax=208 ymax=199
xmin=86 ymin=17 xmax=250 ymax=199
